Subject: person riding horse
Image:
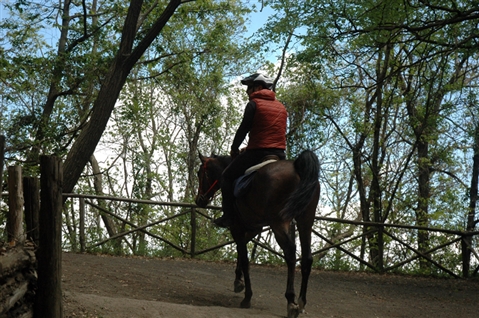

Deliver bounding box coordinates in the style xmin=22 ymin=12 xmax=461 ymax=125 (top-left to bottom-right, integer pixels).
xmin=214 ymin=73 xmax=288 ymax=228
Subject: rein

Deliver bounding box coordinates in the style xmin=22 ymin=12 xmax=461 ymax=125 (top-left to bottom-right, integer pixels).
xmin=198 ymin=160 xmax=220 ymax=202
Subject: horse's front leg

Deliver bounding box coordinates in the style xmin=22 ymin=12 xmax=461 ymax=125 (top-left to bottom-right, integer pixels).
xmin=235 ymin=236 xmax=252 ymax=308
xmin=233 ymin=229 xmax=260 ymax=296
xmin=234 ymin=257 xmax=244 ymax=293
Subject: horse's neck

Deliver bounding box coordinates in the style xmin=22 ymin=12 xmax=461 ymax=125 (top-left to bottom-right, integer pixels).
xmin=217 ymin=155 xmax=232 ymax=169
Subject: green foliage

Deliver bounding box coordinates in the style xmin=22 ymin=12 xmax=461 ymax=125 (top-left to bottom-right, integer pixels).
xmin=2 ymin=0 xmax=479 ymax=275
xmin=45 ymin=0 xmax=254 ymax=258
xmin=252 ymin=0 xmax=479 ymax=275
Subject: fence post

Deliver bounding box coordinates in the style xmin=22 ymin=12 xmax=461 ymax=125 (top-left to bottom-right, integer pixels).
xmin=80 ymin=197 xmax=85 ymax=253
xmin=24 ymin=176 xmax=40 ymax=247
xmin=378 ymin=223 xmax=384 ymax=273
xmin=34 ymin=155 xmax=63 ymax=318
xmin=461 ymin=231 xmax=476 ymax=278
xmin=190 ymin=206 xmax=196 ymax=258
xmin=7 ymin=165 xmax=24 ymax=245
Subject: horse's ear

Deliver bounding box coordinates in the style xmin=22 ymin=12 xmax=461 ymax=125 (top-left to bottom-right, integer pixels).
xmin=198 ymin=151 xmax=206 ymax=163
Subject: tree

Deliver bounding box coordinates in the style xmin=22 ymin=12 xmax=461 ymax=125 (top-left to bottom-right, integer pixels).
xmin=257 ymin=0 xmax=479 ymax=272
xmin=2 ymin=0 xmax=252 ymax=254
xmin=62 ymin=0 xmax=184 ymax=195
xmin=462 ymin=94 xmax=479 ymax=276
xmin=60 ymin=0 xmax=250 ymax=254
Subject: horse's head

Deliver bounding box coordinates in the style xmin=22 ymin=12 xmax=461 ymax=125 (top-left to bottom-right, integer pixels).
xmin=195 ymin=152 xmax=225 ymax=208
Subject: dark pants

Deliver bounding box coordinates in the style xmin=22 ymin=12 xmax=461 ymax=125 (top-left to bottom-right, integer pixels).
xmin=221 ymin=148 xmax=286 ymax=217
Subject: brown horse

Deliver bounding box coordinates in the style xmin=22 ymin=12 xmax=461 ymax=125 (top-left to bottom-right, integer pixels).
xmin=195 ymin=150 xmax=320 ymax=318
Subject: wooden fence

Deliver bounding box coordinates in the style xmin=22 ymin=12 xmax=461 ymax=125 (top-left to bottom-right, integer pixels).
xmin=62 ymin=193 xmax=479 ymax=279
xmin=1 ymin=155 xmax=479 ymax=316
xmin=1 ymin=156 xmax=63 ymax=318
xmin=64 ymin=193 xmax=224 ymax=255
xmin=3 ymin=179 xmax=479 ymax=281
xmin=314 ymin=216 xmax=479 ymax=278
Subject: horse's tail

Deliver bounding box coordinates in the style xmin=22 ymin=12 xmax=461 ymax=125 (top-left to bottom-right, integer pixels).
xmin=280 ymin=150 xmax=320 ymax=220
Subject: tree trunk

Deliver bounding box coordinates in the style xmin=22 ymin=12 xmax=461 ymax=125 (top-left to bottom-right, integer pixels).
xmin=416 ymin=140 xmax=431 ymax=269
xmin=0 ymin=135 xmax=5 ymax=199
xmin=90 ymin=155 xmax=122 ymax=252
xmin=369 ymin=45 xmax=391 ymax=271
xmin=62 ymin=0 xmax=183 ymax=196
xmin=27 ymin=0 xmax=72 ymax=166
xmin=463 ymin=119 xmax=479 ymax=277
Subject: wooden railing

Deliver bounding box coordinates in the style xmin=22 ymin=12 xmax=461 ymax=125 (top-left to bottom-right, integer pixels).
xmin=313 ymin=216 xmax=479 ymax=278
xmin=2 ymin=156 xmax=479 ymax=318
xmin=3 ymin=185 xmax=479 ymax=279
xmin=65 ymin=193 xmax=224 ymax=256
xmin=2 ymin=155 xmax=479 ymax=318
xmin=62 ymin=193 xmax=479 ymax=279
xmin=2 ymin=156 xmax=63 ymax=317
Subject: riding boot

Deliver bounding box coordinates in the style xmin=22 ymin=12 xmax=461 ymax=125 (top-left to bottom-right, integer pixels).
xmin=214 ymin=181 xmax=235 ymax=228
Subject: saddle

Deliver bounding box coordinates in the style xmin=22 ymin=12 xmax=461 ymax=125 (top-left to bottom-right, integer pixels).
xmin=233 ymin=156 xmax=279 ymax=198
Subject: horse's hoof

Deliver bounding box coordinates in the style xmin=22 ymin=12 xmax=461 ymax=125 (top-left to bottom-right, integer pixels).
xmin=240 ymin=299 xmax=251 ymax=308
xmin=287 ymin=302 xmax=300 ymax=318
xmin=234 ymin=279 xmax=245 ymax=293
xmin=298 ymin=298 xmax=306 ymax=311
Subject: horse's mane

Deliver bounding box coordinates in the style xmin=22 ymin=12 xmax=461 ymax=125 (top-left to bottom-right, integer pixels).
xmin=212 ymin=154 xmax=233 ymax=168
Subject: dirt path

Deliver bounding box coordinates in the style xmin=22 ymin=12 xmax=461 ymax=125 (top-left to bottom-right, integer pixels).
xmin=62 ymin=252 xmax=479 ymax=318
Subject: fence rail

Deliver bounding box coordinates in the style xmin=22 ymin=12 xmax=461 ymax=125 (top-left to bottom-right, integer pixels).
xmin=2 ymin=188 xmax=479 ymax=278
xmin=3 ymin=179 xmax=479 ymax=279
xmin=315 ymin=216 xmax=479 ymax=278
xmin=61 ymin=193 xmax=479 ymax=278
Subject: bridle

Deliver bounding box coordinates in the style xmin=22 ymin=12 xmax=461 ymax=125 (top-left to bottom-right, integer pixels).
xmin=197 ymin=159 xmax=220 ymax=203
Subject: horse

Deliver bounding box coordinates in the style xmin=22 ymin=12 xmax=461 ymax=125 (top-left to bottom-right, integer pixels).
xmin=195 ymin=149 xmax=320 ymax=318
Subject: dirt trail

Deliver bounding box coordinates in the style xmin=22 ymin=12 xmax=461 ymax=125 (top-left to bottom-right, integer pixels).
xmin=62 ymin=252 xmax=479 ymax=318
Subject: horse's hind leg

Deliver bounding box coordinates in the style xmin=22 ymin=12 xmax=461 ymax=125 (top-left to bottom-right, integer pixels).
xmin=272 ymin=223 xmax=299 ymax=318
xmin=296 ymin=207 xmax=315 ymax=313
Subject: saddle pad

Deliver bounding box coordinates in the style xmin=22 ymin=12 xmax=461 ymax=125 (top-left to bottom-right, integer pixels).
xmin=234 ymin=159 xmax=277 ymax=198
xmin=244 ymin=159 xmax=277 ymax=175
xmin=234 ymin=172 xmax=256 ymax=198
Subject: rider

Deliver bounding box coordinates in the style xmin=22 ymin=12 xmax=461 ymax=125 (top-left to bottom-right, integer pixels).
xmin=214 ymin=73 xmax=288 ymax=228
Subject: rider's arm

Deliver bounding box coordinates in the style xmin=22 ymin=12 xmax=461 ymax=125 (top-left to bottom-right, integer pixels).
xmin=231 ymin=101 xmax=256 ymax=152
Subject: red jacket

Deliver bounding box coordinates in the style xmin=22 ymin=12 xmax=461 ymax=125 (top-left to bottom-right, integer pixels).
xmin=246 ymin=90 xmax=287 ymax=150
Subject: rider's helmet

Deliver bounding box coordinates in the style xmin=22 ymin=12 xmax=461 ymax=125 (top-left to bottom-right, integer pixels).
xmin=241 ymin=73 xmax=274 ymax=90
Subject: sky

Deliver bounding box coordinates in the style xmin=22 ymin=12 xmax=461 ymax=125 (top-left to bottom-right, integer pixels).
xmin=246 ymin=4 xmax=275 ymax=35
